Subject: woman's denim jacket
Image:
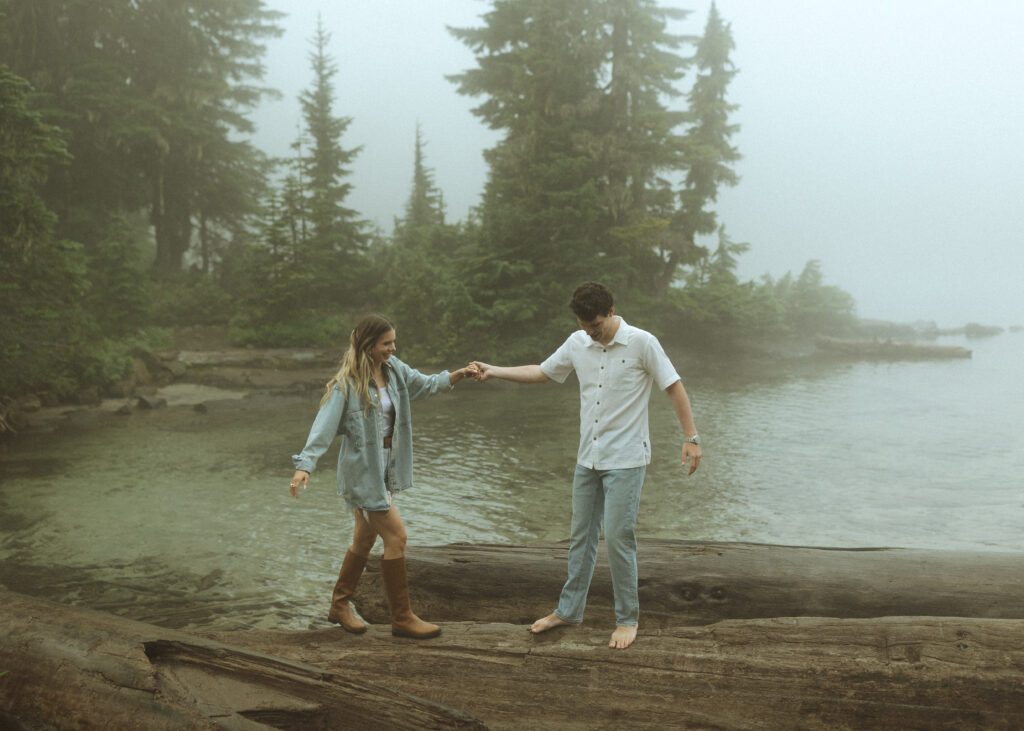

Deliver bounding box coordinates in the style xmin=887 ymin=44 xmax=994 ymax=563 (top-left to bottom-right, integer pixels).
xmin=292 ymin=357 xmax=452 ymax=511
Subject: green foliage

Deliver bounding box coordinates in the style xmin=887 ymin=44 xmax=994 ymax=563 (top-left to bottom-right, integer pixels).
xmin=0 ymin=237 xmax=93 ymax=398
xmin=1 ymin=0 xmax=283 ymax=275
xmin=292 ymin=16 xmax=367 ymax=300
xmin=0 ymin=65 xmax=93 ymax=398
xmin=670 ymin=2 xmax=740 ymax=296
xmin=664 ymin=257 xmax=857 ymax=346
xmin=779 ymin=260 xmax=857 ymax=336
xmin=151 ymin=274 xmax=234 ymax=328
xmin=228 ymin=310 xmax=350 ymax=349
xmin=450 ymin=1 xmax=618 ymax=357
xmin=0 ymin=0 xmax=870 ymax=400
xmin=382 ymin=225 xmax=484 ymax=363
xmin=84 ymin=219 xmax=154 ymax=335
xmin=397 ymin=124 xmax=446 ymax=231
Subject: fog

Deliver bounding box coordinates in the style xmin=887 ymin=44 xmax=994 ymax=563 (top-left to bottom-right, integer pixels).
xmin=253 ymin=0 xmax=1024 ymax=328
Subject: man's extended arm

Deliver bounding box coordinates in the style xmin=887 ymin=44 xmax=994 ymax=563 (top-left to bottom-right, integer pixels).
xmin=666 ymin=380 xmax=701 ymax=474
xmin=470 ymin=362 xmax=550 ymax=384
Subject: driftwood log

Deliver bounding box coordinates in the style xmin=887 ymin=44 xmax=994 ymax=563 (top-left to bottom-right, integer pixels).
xmin=213 ymin=616 xmax=1024 ymax=730
xmin=351 ymin=540 xmax=1024 ymax=626
xmin=0 ymin=590 xmax=483 ymax=730
xmin=3 ymin=540 xmax=1024 ymax=730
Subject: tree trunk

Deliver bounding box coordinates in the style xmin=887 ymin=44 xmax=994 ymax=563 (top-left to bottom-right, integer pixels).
xmin=151 ymin=153 xmax=193 ymax=275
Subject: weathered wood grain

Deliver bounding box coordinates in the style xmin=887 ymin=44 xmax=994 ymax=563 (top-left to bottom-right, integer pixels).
xmin=350 ymin=540 xmax=1024 ymax=627
xmin=3 ymin=540 xmax=1024 ymax=730
xmin=0 ymin=590 xmax=484 ymax=730
xmin=212 ymin=616 xmax=1024 ymax=730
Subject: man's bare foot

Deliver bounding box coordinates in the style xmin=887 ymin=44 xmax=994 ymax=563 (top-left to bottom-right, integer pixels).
xmin=530 ymin=613 xmax=575 ymax=634
xmin=609 ymin=625 xmax=637 ymax=649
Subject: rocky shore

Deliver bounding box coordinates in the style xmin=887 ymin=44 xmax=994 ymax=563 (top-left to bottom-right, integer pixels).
xmin=2 ymin=540 xmax=1024 ymax=729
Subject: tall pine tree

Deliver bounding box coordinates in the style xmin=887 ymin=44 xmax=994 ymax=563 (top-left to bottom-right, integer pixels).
xmin=0 ymin=66 xmax=91 ymax=401
xmin=673 ymin=2 xmax=740 ymax=293
xmin=384 ymin=127 xmax=477 ymax=361
xmin=450 ymin=0 xmax=609 ymax=358
xmin=592 ymin=0 xmax=693 ymax=302
xmin=296 ymin=15 xmax=366 ymax=300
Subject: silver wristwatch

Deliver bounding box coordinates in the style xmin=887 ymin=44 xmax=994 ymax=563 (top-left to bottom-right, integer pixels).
xmin=684 ymin=434 xmax=701 ymax=445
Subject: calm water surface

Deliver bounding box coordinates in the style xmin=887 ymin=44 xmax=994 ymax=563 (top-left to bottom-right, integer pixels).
xmin=1 ymin=333 xmax=1021 ymax=630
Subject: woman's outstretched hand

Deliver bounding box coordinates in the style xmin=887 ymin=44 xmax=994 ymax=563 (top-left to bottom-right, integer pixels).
xmin=289 ymin=470 xmax=309 ymax=498
xmin=450 ymin=363 xmax=481 ymax=385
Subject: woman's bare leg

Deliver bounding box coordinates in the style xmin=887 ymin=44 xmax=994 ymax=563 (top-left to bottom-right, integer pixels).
xmin=365 ymin=503 xmax=407 ymax=559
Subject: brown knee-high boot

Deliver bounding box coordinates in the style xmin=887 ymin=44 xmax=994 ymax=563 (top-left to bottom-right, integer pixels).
xmin=327 ymin=550 xmax=369 ymax=633
xmin=380 ymin=556 xmax=441 ymax=639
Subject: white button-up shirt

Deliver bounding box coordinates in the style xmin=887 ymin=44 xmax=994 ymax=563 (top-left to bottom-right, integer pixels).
xmin=540 ymin=318 xmax=680 ymax=470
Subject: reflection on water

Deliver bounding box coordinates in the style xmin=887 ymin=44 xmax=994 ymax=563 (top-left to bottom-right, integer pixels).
xmin=1 ymin=334 xmax=1021 ymax=630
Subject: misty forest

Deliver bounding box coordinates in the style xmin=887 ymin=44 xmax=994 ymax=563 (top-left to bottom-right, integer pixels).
xmin=0 ymin=0 xmax=859 ymax=412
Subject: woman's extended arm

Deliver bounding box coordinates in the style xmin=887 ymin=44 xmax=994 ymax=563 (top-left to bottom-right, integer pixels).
xmin=449 ymin=364 xmax=480 ymax=386
xmin=289 ymin=385 xmax=346 ymax=498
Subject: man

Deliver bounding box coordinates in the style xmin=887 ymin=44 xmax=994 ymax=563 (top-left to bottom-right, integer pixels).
xmin=472 ymin=281 xmax=701 ymax=649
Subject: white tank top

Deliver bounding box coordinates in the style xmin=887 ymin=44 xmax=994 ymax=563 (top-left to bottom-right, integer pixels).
xmin=379 ymin=385 xmax=395 ymax=438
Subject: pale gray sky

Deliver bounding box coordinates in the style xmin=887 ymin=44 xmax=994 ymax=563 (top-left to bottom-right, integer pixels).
xmin=253 ymin=0 xmax=1024 ymax=327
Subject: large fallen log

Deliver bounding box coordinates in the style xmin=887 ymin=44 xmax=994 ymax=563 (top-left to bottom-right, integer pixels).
xmin=349 ymin=540 xmax=1024 ymax=627
xmin=0 ymin=590 xmax=484 ymax=730
xmin=212 ymin=616 xmax=1024 ymax=730
xmin=4 ymin=541 xmax=1024 ymax=730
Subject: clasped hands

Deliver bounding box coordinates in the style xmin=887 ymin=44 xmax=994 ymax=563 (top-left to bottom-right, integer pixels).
xmin=457 ymin=361 xmax=492 ymax=382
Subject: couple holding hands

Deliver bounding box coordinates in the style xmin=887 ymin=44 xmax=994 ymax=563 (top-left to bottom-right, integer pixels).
xmin=288 ymin=282 xmax=701 ymax=650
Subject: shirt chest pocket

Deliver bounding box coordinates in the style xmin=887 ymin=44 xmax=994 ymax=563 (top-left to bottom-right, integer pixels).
xmin=609 ymin=357 xmax=645 ymax=391
xmin=340 ymin=410 xmax=367 ymax=446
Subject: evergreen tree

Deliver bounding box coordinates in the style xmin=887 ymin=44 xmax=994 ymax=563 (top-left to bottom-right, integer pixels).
xmin=385 ymin=127 xmax=476 ymax=361
xmin=127 ymin=0 xmax=282 ymax=275
xmin=787 ymin=260 xmax=857 ymax=335
xmin=592 ymin=0 xmax=692 ymax=298
xmin=194 ymin=137 xmax=273 ymax=275
xmin=297 ymin=14 xmax=366 ymax=298
xmin=450 ymin=0 xmax=609 ymax=358
xmin=673 ymin=2 xmax=740 ymax=292
xmin=0 ymin=0 xmax=149 ymax=247
xmin=708 ymin=223 xmax=749 ymax=285
xmin=397 ymin=123 xmax=446 ymax=232
xmin=0 ymin=0 xmax=282 ymax=277
xmin=0 ymin=66 xmax=91 ymax=400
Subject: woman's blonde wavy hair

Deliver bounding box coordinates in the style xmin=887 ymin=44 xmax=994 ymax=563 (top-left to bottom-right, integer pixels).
xmin=321 ymin=314 xmax=395 ymax=413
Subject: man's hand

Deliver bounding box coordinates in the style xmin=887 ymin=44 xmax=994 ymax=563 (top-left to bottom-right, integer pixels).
xmin=682 ymin=443 xmax=701 ymax=475
xmin=469 ymin=361 xmax=493 ymax=382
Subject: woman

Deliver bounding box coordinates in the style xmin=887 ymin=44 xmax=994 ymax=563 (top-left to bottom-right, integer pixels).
xmin=289 ymin=314 xmax=476 ymax=639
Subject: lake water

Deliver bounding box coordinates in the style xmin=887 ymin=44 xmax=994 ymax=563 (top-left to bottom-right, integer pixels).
xmin=1 ymin=332 xmax=1021 ymax=630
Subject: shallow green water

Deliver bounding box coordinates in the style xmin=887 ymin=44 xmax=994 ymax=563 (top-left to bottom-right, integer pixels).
xmin=1 ymin=333 xmax=1021 ymax=630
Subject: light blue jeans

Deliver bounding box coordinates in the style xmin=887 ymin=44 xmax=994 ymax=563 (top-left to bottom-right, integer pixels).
xmin=555 ymin=464 xmax=646 ymax=626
